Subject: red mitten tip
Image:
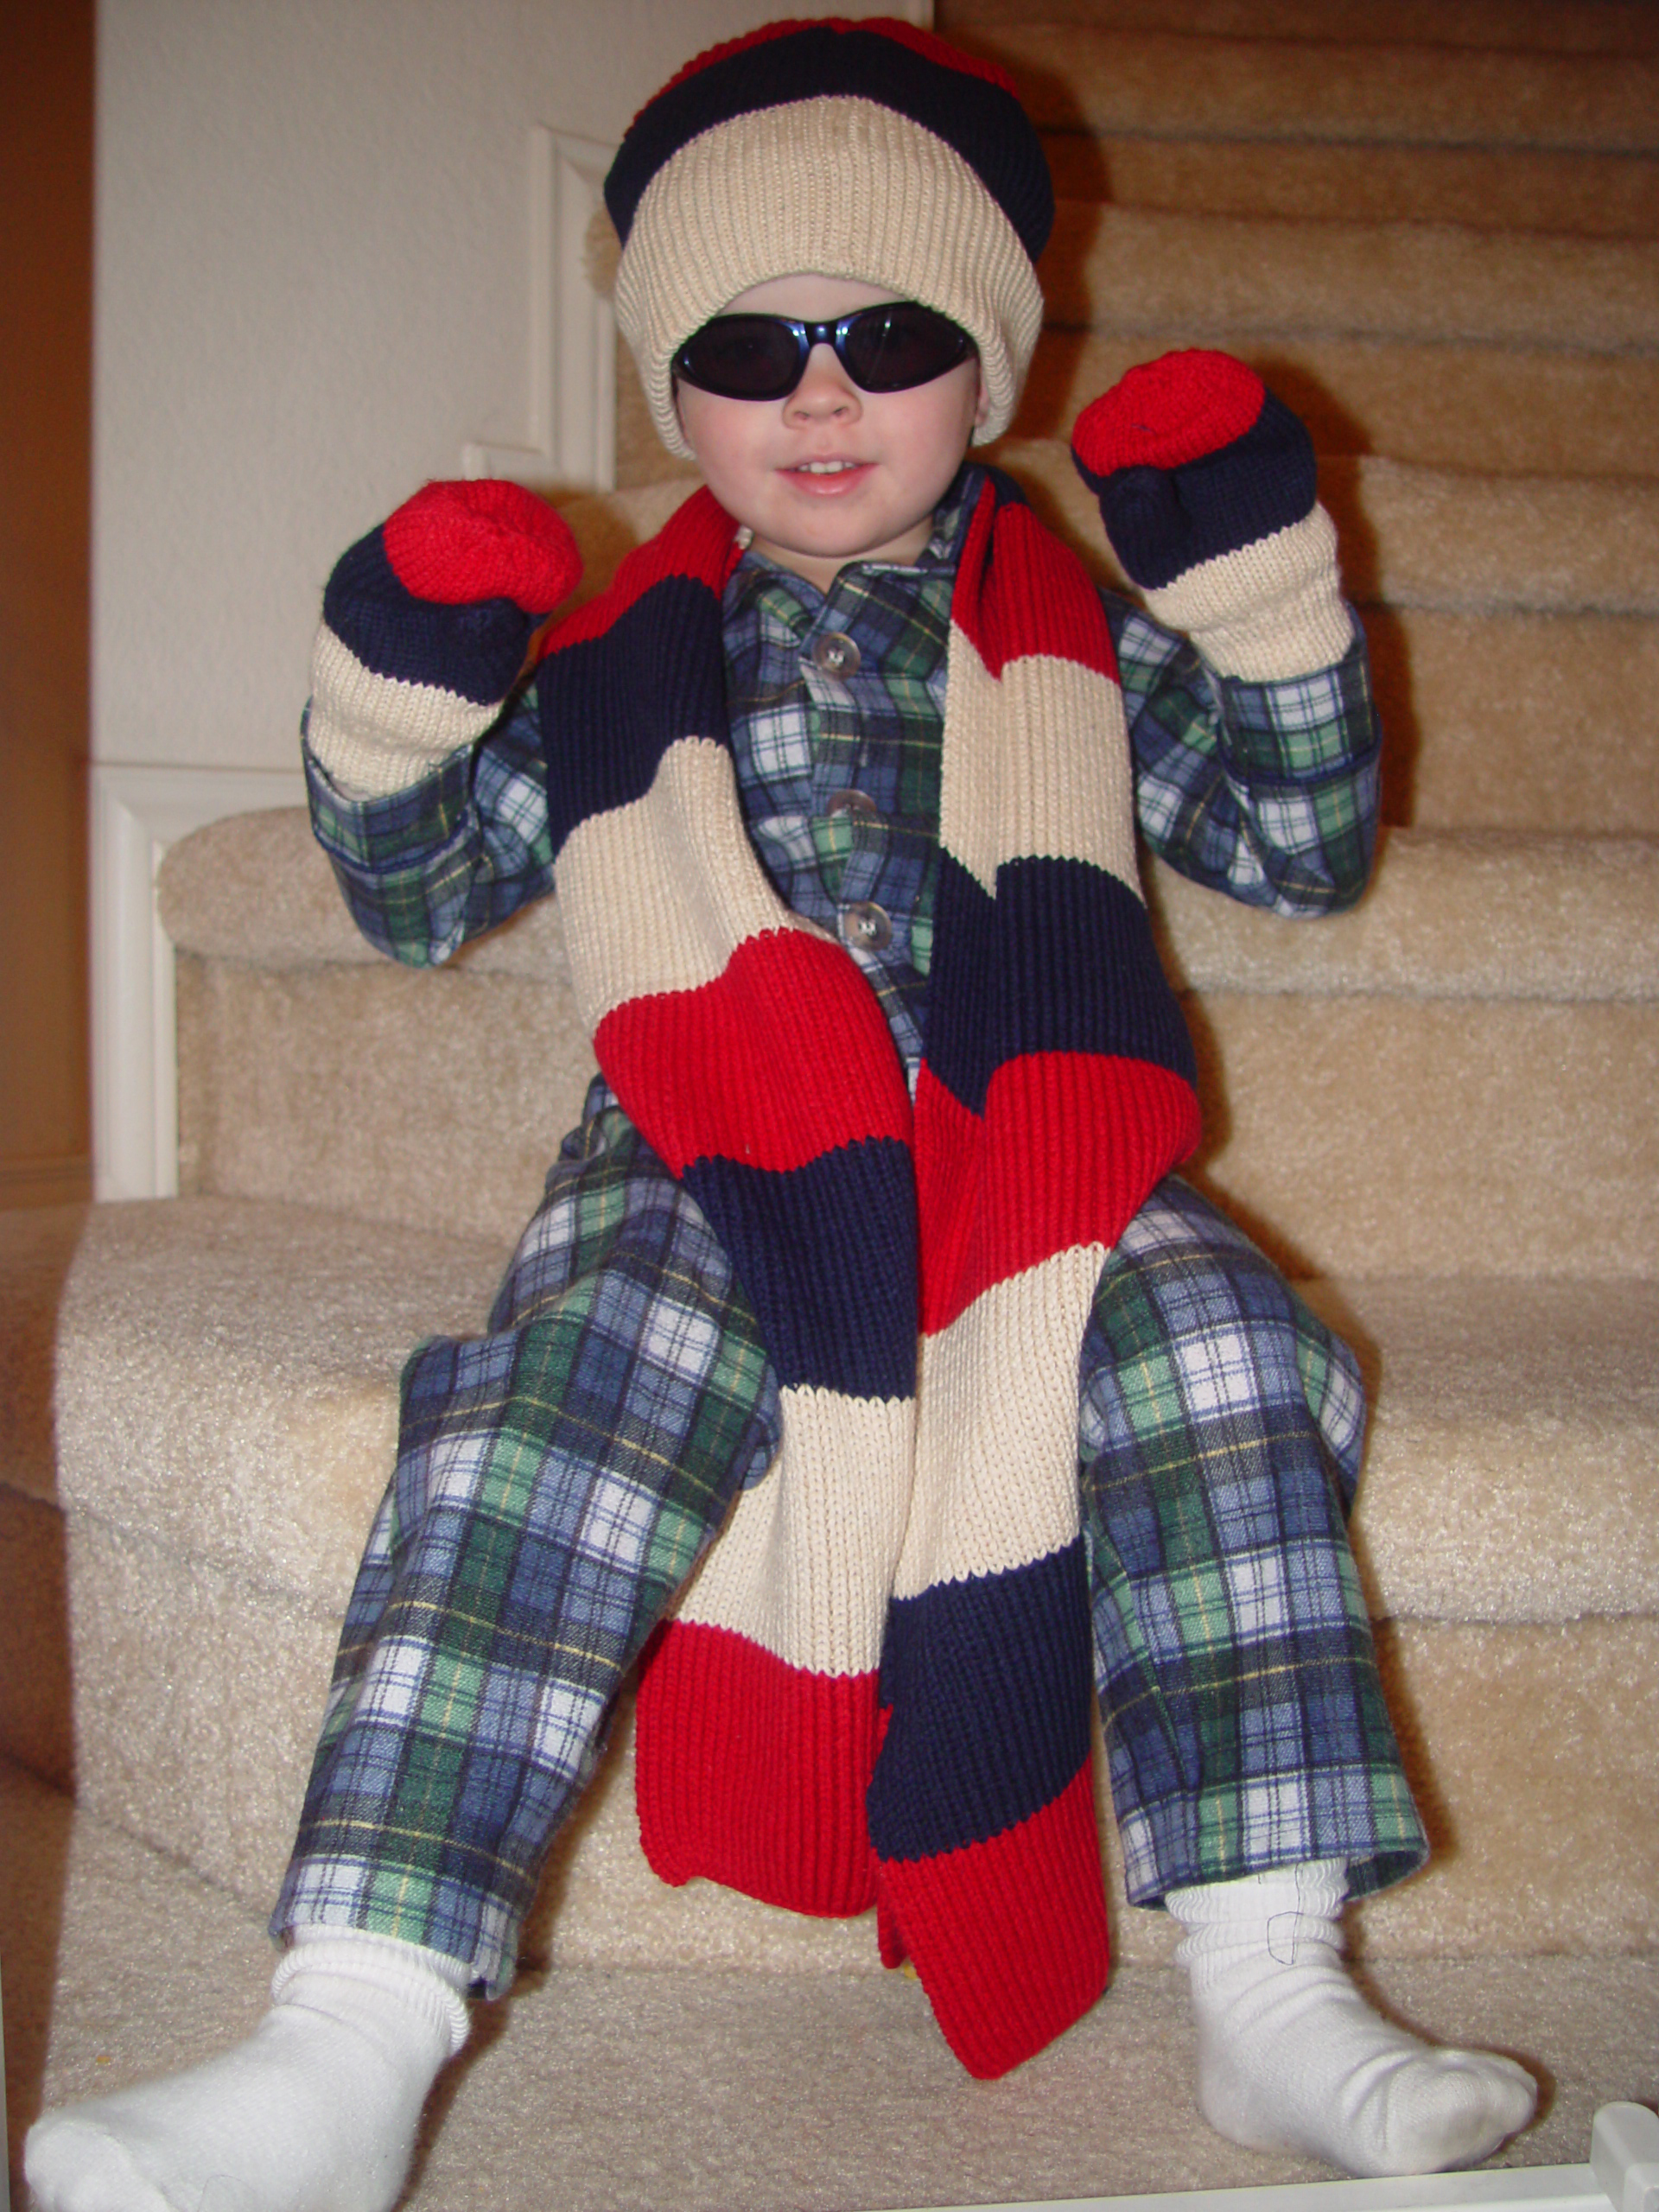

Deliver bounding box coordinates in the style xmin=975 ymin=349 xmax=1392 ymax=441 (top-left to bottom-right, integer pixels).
xmin=382 ymin=479 xmax=582 ymax=612
xmin=1072 ymin=350 xmax=1265 ymax=478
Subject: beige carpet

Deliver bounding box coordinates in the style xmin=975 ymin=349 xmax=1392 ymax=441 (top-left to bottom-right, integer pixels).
xmin=5 ymin=1761 xmax=1655 ymax=2212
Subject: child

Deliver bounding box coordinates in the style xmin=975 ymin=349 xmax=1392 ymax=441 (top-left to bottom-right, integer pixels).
xmin=28 ymin=20 xmax=1537 ymax=2210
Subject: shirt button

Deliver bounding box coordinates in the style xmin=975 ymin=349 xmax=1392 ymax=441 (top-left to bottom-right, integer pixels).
xmin=825 ymin=787 xmax=880 ymax=822
xmin=841 ymin=900 xmax=893 ymax=951
xmin=812 ymin=632 xmax=861 ymax=677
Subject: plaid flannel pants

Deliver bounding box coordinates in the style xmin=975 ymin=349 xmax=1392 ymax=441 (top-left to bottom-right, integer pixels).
xmin=274 ymin=1078 xmax=1424 ymax=1992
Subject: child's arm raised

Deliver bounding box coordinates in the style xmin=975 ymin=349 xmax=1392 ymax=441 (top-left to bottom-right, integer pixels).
xmin=1072 ymin=352 xmax=1377 ymax=917
xmin=303 ymin=480 xmax=581 ymax=964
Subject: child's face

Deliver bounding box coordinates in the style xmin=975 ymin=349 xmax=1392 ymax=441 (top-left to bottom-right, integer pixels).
xmin=675 ymin=274 xmax=988 ymax=594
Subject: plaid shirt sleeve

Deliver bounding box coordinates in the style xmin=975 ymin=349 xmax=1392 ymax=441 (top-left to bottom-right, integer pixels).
xmin=302 ymin=687 xmax=555 ymax=965
xmin=1105 ymin=593 xmax=1382 ymax=916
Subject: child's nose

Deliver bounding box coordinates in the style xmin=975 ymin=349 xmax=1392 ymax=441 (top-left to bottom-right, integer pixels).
xmin=786 ymin=343 xmax=861 ymax=418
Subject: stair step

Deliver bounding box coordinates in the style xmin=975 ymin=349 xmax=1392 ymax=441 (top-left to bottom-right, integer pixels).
xmin=1151 ymin=831 xmax=1659 ymax=1006
xmin=7 ymin=1198 xmax=1652 ymax=1960
xmin=958 ymin=25 xmax=1659 ymax=151
xmin=1041 ymin=133 xmax=1659 ymax=238
xmin=1041 ymin=203 xmax=1659 ymax=353
xmin=1015 ymin=332 xmax=1659 ymax=480
xmin=9 ymin=1755 xmax=1649 ymax=2201
xmin=1001 ymin=442 xmax=1659 ymax=615
xmin=165 ymin=814 xmax=1659 ymax=1009
xmin=157 ymin=817 xmax=1659 ymax=1265
xmin=939 ymin=0 xmax=1659 ymax=57
xmin=1186 ymin=990 xmax=1656 ymax=1280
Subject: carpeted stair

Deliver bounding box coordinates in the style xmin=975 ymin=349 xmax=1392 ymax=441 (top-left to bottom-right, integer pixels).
xmin=4 ymin=4 xmax=1656 ymax=2203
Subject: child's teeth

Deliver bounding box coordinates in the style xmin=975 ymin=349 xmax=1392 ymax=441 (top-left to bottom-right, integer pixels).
xmin=800 ymin=460 xmax=856 ymax=473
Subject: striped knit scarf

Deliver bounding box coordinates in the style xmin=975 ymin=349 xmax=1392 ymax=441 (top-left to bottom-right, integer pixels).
xmin=537 ymin=469 xmax=1200 ymax=2077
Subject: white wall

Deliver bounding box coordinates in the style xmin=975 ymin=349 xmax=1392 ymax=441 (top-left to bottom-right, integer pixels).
xmin=89 ymin=0 xmax=928 ymax=1198
xmin=92 ymin=0 xmax=928 ymax=779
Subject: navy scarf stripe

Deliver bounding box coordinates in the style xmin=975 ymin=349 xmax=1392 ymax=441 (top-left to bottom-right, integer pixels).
xmin=925 ymin=850 xmax=1199 ymax=1114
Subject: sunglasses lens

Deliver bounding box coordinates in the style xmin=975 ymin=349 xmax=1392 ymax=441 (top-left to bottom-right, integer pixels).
xmin=841 ymin=304 xmax=971 ymax=391
xmin=677 ymin=316 xmax=802 ymax=400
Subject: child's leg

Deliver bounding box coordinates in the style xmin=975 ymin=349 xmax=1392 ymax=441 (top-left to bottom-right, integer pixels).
xmin=27 ymin=1081 xmax=781 ymax=2212
xmin=1079 ymin=1179 xmax=1535 ymax=2176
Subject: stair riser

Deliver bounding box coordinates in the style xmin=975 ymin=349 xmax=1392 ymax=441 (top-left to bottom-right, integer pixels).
xmin=942 ymin=0 xmax=1659 ymax=51
xmin=175 ymin=956 xmax=596 ymax=1251
xmin=177 ymin=961 xmax=1658 ymax=1274
xmin=62 ymin=1512 xmax=337 ymax=1914
xmin=1191 ymin=995 xmax=1658 ymax=1281
xmin=971 ymin=26 xmax=1659 ymax=155
xmin=1041 ymin=206 xmax=1659 ymax=352
xmin=55 ymin=1511 xmax=1656 ymax=1967
xmin=1041 ymin=136 xmax=1659 ymax=239
xmin=1369 ymin=613 xmax=1659 ymax=836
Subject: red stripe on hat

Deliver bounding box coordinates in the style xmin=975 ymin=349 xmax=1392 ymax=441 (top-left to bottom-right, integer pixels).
xmin=875 ymin=1763 xmax=1109 ymax=2079
xmin=950 ymin=489 xmax=1117 ymax=683
xmin=594 ymin=930 xmax=912 ymax=1179
xmin=651 ymin=17 xmax=1020 ymax=105
xmin=635 ymin=1620 xmax=880 ymax=1917
xmin=915 ymin=1053 xmax=1201 ymax=1335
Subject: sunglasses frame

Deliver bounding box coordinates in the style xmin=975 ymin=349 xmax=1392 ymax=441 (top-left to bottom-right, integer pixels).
xmin=671 ymin=302 xmax=976 ymax=404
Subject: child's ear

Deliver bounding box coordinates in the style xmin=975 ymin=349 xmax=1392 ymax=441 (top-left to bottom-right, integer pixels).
xmin=974 ymin=367 xmax=990 ymax=429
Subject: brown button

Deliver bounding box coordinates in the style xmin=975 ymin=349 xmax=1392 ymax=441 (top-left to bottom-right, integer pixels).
xmin=825 ymin=788 xmax=880 ymax=822
xmin=841 ymin=901 xmax=892 ymax=951
xmin=812 ymin=632 xmax=861 ymax=677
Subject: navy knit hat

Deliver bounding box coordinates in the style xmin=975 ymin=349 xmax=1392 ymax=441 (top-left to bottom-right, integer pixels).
xmin=604 ymin=17 xmax=1054 ymax=456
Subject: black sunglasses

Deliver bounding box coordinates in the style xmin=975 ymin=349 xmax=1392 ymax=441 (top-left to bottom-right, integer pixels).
xmin=672 ymin=302 xmax=975 ymax=403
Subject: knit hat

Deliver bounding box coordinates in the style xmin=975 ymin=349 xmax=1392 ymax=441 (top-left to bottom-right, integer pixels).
xmin=604 ymin=17 xmax=1053 ymax=458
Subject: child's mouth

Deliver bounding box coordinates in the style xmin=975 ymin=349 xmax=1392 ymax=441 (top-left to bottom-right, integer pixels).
xmin=785 ymin=459 xmax=873 ymax=493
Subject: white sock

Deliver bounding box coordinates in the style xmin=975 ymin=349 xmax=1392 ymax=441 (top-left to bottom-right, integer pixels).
xmin=1169 ymin=1859 xmax=1537 ymax=2177
xmin=24 ymin=1927 xmax=471 ymax=2212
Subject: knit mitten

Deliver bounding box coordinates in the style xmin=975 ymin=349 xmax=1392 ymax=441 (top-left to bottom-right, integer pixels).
xmin=1071 ymin=350 xmax=1352 ymax=681
xmin=307 ymin=478 xmax=581 ymax=797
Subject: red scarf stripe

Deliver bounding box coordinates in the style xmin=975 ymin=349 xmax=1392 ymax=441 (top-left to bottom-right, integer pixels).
xmin=594 ymin=930 xmax=912 ymax=1179
xmin=914 ymin=1053 xmax=1203 ymax=1337
xmin=947 ymin=493 xmax=1118 ymax=684
xmin=875 ymin=1764 xmax=1109 ymax=2078
xmin=636 ymin=1624 xmax=881 ymax=1917
xmin=540 ymin=486 xmax=742 ymax=654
